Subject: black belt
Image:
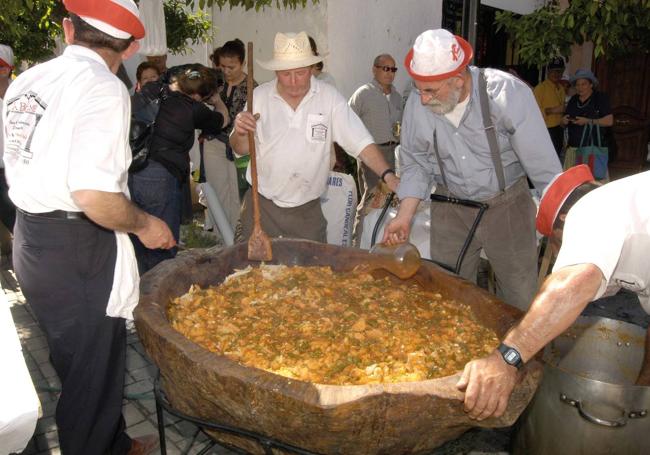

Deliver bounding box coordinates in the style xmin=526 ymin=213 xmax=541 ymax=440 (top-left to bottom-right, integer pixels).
xmin=18 ymin=208 xmax=89 ymax=220
xmin=378 ymin=141 xmax=399 ymax=146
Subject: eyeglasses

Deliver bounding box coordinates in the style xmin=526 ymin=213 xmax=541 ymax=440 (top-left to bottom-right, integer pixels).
xmin=375 ymin=65 xmax=398 ymax=73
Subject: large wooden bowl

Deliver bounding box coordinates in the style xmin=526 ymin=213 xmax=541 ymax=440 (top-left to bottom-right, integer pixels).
xmin=134 ymin=239 xmax=542 ymax=454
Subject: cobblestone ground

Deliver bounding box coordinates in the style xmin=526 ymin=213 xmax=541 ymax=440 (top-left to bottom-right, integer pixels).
xmin=4 ymin=251 xmax=648 ymax=455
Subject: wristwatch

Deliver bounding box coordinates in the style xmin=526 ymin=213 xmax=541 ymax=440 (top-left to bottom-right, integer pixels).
xmin=497 ymin=343 xmax=524 ymax=370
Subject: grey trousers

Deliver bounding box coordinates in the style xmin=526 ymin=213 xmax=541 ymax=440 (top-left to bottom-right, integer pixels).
xmin=353 ymin=143 xmax=397 ymax=245
xmin=237 ymin=189 xmax=327 ymax=243
xmin=430 ymin=178 xmax=538 ymax=311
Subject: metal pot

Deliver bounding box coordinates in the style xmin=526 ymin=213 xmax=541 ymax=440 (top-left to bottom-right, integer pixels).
xmin=514 ymin=316 xmax=650 ymax=455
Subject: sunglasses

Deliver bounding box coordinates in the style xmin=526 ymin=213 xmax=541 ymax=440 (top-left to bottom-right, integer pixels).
xmin=375 ymin=65 xmax=398 ymax=73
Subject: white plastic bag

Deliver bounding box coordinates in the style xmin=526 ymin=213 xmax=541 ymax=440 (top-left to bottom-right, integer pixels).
xmin=320 ymin=172 xmax=357 ymax=246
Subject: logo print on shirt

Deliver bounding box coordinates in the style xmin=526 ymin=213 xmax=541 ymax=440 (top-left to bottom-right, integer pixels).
xmin=311 ymin=123 xmax=327 ymax=142
xmin=5 ymin=91 xmax=48 ymax=163
xmin=451 ymin=44 xmax=461 ymax=62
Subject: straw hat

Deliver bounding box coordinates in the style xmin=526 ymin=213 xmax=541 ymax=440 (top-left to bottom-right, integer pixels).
xmin=63 ymin=0 xmax=145 ymax=40
xmin=257 ymin=31 xmax=324 ymax=71
xmin=404 ymin=29 xmax=473 ymax=82
xmin=536 ymin=165 xmax=594 ymax=236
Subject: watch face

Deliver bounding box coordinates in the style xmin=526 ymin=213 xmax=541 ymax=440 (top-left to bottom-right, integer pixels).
xmin=504 ymin=349 xmax=521 ymax=364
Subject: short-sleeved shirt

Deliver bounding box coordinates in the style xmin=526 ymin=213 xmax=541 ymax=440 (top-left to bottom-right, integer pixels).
xmin=398 ymin=66 xmax=562 ymax=202
xmin=3 ymin=45 xmax=132 ymax=212
xmin=565 ymin=91 xmax=611 ymax=147
xmin=349 ymin=79 xmax=403 ymax=144
xmin=533 ymin=79 xmax=566 ymax=128
xmin=2 ymin=44 xmax=139 ymax=319
xmin=554 ymin=171 xmax=650 ymax=314
xmin=249 ymin=76 xmax=373 ymax=207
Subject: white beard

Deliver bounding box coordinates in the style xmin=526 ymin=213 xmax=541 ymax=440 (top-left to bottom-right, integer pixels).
xmin=426 ymin=86 xmax=462 ymax=115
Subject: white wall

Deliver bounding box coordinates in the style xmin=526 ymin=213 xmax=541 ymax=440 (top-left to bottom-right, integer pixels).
xmin=209 ymin=3 xmax=328 ymax=84
xmin=126 ymin=0 xmax=444 ymax=98
xmin=327 ymin=0 xmax=442 ymax=98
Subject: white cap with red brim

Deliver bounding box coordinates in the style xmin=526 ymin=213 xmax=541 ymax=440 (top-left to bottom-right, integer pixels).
xmin=405 ymin=29 xmax=473 ymax=82
xmin=64 ymin=0 xmax=145 ymax=40
xmin=536 ymin=164 xmax=595 ymax=237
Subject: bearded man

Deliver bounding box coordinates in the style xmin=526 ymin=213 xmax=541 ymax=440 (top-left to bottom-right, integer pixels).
xmin=384 ymin=29 xmax=561 ymax=310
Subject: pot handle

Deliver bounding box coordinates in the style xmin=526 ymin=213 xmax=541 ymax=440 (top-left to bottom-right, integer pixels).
xmin=560 ymin=394 xmax=648 ymax=427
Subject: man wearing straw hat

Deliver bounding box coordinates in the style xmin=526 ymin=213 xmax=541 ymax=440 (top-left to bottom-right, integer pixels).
xmin=458 ymin=165 xmax=650 ymax=420
xmin=384 ymin=29 xmax=562 ymax=311
xmin=230 ymin=31 xmax=399 ymax=242
xmin=2 ymin=0 xmax=173 ymax=453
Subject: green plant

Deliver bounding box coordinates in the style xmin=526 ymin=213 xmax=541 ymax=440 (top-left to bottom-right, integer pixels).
xmin=495 ymin=0 xmax=650 ymax=68
xmin=164 ymin=0 xmax=213 ymax=55
xmin=0 ymin=0 xmax=65 ymax=65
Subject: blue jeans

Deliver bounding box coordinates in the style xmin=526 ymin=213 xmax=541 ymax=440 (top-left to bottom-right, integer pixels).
xmin=128 ymin=160 xmax=181 ymax=274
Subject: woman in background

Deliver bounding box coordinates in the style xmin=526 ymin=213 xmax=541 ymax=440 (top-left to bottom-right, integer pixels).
xmin=129 ymin=64 xmax=229 ymax=273
xmin=202 ymin=39 xmax=257 ymax=235
xmin=562 ymin=69 xmax=613 ymax=171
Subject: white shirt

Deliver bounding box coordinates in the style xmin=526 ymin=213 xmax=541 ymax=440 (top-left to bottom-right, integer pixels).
xmin=2 ymin=45 xmax=139 ymax=319
xmin=554 ymin=171 xmax=650 ymax=314
xmin=250 ymin=76 xmax=373 ymax=207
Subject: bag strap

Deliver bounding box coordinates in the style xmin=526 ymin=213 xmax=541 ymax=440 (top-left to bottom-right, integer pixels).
xmin=478 ymin=69 xmax=506 ymax=192
xmin=578 ymin=123 xmax=593 ymax=147
xmin=593 ymin=123 xmax=602 ymax=147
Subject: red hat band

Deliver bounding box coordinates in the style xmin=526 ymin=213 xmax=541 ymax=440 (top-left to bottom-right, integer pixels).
xmin=536 ymin=165 xmax=595 ymax=237
xmin=64 ymin=0 xmax=145 ymax=40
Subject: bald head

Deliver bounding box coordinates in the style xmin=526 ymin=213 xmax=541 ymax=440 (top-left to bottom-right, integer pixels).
xmin=372 ymin=54 xmax=397 ymax=92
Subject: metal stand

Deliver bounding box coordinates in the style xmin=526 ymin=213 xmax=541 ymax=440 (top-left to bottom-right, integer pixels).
xmin=154 ymin=375 xmax=323 ymax=455
xmin=370 ymin=192 xmax=488 ymax=275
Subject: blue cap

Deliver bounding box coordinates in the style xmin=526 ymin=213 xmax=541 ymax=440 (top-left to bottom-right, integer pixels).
xmin=570 ymin=69 xmax=598 ymax=87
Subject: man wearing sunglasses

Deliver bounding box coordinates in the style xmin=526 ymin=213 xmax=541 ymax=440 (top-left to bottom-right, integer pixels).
xmin=349 ymin=54 xmax=403 ymax=242
xmin=383 ymin=29 xmax=562 ymax=312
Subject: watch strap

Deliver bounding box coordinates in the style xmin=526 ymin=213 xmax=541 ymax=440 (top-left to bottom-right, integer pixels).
xmin=497 ymin=343 xmax=523 ymax=369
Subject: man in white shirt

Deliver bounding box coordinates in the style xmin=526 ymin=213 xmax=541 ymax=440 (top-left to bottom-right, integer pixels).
xmin=2 ymin=1 xmax=173 ymax=453
xmin=230 ymin=31 xmax=398 ymax=242
xmin=457 ymin=165 xmax=650 ymax=421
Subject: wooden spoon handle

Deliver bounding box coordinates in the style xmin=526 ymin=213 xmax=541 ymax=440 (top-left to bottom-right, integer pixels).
xmin=246 ymin=42 xmax=261 ymax=230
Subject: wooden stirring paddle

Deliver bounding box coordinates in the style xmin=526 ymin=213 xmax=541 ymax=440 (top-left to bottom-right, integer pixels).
xmin=246 ymin=42 xmax=273 ymax=261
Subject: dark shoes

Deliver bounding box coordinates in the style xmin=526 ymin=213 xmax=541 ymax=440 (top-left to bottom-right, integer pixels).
xmin=127 ymin=434 xmax=160 ymax=455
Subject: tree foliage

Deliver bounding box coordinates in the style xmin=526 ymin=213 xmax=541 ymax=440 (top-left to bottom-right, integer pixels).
xmin=495 ymin=0 xmax=650 ymax=67
xmin=164 ymin=0 xmax=212 ymax=54
xmin=0 ymin=0 xmax=65 ymax=64
xmin=0 ymin=0 xmax=315 ymax=65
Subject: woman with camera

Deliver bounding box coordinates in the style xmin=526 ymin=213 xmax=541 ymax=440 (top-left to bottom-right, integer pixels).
xmin=129 ymin=64 xmax=230 ymax=274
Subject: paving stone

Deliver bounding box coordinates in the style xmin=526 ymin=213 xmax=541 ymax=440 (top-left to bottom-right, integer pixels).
xmin=38 ymin=362 xmax=58 ymax=379
xmin=124 ymin=379 xmax=153 ymax=397
xmin=25 ymin=335 xmax=49 ymax=351
xmin=30 ymin=346 xmax=50 ymax=364
xmin=130 ymin=363 xmax=158 ymax=383
xmin=35 ymin=416 xmax=57 ymax=436
xmin=123 ymin=401 xmax=147 ymax=427
xmin=125 ymin=419 xmax=158 ymax=438
xmin=174 ymin=419 xmax=201 ymax=437
xmin=34 ymin=430 xmax=59 ymax=452
xmin=126 ymin=346 xmax=150 ymax=370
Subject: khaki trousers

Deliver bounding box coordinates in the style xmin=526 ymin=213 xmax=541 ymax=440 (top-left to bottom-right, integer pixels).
xmin=237 ymin=190 xmax=327 ymax=243
xmin=202 ymin=139 xmax=241 ymax=231
xmin=430 ymin=178 xmax=538 ymax=311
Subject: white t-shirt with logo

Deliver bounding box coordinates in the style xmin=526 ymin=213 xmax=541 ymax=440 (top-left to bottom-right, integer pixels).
xmin=2 ymin=45 xmax=139 ymax=319
xmin=249 ymin=76 xmax=373 ymax=207
xmin=553 ymin=171 xmax=650 ymax=314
